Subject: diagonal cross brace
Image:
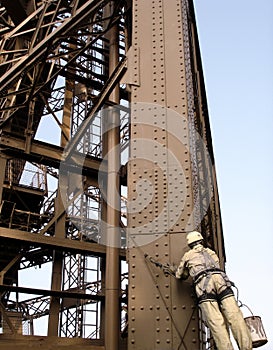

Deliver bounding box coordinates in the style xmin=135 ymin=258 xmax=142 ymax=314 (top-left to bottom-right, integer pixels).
xmin=0 ymin=0 xmax=111 ymax=93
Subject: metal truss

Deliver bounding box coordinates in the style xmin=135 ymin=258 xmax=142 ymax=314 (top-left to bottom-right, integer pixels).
xmin=0 ymin=0 xmax=129 ymax=345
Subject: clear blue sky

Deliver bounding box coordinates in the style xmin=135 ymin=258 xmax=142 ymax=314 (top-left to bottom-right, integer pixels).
xmin=194 ymin=0 xmax=273 ymax=348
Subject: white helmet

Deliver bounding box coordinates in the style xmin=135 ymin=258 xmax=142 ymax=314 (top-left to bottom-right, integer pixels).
xmin=186 ymin=231 xmax=203 ymax=245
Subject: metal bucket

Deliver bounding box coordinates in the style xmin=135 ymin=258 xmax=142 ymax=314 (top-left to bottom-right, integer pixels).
xmin=244 ymin=314 xmax=268 ymax=348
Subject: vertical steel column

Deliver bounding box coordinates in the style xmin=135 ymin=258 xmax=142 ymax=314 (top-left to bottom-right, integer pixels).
xmin=0 ymin=157 xmax=7 ymax=204
xmin=126 ymin=0 xmax=212 ymax=348
xmin=47 ymin=251 xmax=63 ymax=336
xmin=100 ymin=113 xmax=108 ymax=340
xmin=47 ymin=45 xmax=74 ymax=336
xmin=104 ymin=2 xmax=121 ymax=350
xmin=47 ymin=189 xmax=66 ymax=336
xmin=61 ymin=81 xmax=74 ymax=148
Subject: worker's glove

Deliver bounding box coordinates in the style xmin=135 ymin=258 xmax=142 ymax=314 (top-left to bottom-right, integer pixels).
xmin=175 ymin=267 xmax=189 ymax=280
xmin=168 ymin=264 xmax=177 ymax=274
xmin=175 ymin=270 xmax=181 ymax=279
xmin=162 ymin=263 xmax=177 ymax=277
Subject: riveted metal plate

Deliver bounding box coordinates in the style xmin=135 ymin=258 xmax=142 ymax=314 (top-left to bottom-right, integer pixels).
xmin=127 ymin=0 xmax=203 ymax=348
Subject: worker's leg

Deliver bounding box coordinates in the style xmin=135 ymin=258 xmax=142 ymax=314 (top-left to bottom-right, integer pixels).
xmin=199 ymin=300 xmax=235 ymax=350
xmin=220 ymin=296 xmax=252 ymax=350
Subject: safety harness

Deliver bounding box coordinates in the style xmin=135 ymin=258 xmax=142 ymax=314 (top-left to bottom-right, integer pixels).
xmin=193 ymin=267 xmax=223 ymax=284
xmin=198 ymin=286 xmax=234 ymax=303
xmin=193 ymin=249 xmax=234 ymax=304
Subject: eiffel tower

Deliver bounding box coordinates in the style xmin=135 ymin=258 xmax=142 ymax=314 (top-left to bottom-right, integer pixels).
xmin=0 ymin=1 xmax=225 ymax=349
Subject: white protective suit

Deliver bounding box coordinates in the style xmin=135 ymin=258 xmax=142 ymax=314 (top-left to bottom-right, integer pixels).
xmin=176 ymin=243 xmax=252 ymax=350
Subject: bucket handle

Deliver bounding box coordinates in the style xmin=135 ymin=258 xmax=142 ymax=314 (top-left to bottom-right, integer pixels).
xmin=238 ymin=301 xmax=254 ymax=317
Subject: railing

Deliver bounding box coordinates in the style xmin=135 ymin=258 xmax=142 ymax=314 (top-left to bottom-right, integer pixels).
xmin=0 ymin=201 xmax=52 ymax=232
xmin=5 ymin=160 xmax=48 ymax=194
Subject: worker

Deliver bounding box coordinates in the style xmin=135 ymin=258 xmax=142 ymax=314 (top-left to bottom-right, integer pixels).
xmin=176 ymin=231 xmax=252 ymax=350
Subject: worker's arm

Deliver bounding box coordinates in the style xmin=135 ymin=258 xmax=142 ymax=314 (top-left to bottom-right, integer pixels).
xmin=175 ymin=254 xmax=189 ymax=280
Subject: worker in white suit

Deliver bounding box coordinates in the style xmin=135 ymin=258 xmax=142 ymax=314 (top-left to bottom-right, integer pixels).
xmin=176 ymin=231 xmax=252 ymax=350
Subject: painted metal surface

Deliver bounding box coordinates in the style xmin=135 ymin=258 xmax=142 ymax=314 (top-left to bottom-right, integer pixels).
xmin=126 ymin=0 xmax=224 ymax=348
xmin=127 ymin=0 xmax=200 ymax=348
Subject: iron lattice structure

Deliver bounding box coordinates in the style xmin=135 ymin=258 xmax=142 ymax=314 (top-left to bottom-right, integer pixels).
xmin=0 ymin=1 xmax=225 ymax=349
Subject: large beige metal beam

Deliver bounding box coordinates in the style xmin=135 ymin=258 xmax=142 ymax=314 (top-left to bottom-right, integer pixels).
xmin=0 ymin=334 xmax=104 ymax=350
xmin=126 ymin=0 xmax=213 ymax=348
xmin=0 ymin=284 xmax=104 ymax=301
xmin=0 ymin=227 xmax=126 ymax=258
xmin=0 ymin=132 xmax=104 ymax=175
xmin=104 ymin=3 xmax=121 ymax=350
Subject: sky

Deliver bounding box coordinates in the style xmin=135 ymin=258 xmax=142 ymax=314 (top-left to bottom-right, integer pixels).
xmin=194 ymin=0 xmax=273 ymax=348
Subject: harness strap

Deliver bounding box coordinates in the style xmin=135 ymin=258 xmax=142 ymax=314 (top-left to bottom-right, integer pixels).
xmin=193 ymin=267 xmax=223 ymax=284
xmin=198 ymin=286 xmax=234 ymax=304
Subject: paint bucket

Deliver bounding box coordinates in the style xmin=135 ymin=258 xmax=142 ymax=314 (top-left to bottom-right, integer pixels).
xmin=242 ymin=304 xmax=268 ymax=348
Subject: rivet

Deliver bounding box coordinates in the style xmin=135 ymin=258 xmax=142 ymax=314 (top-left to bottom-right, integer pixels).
xmin=140 ymin=306 xmax=144 ymax=310
xmin=192 ymin=327 xmax=196 ymax=332
xmin=192 ymin=338 xmax=197 ymax=343
xmin=150 ymin=306 xmax=153 ymax=310
xmin=173 ymin=305 xmax=177 ymax=309
xmin=131 ymin=328 xmax=135 ymax=333
xmin=166 ymin=339 xmax=170 ymax=343
xmin=156 ymin=316 xmax=160 ymax=321
xmin=156 ymin=328 xmax=160 ymax=332
xmin=166 ymin=327 xmax=170 ymax=332
xmin=156 ymin=339 xmax=160 ymax=344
